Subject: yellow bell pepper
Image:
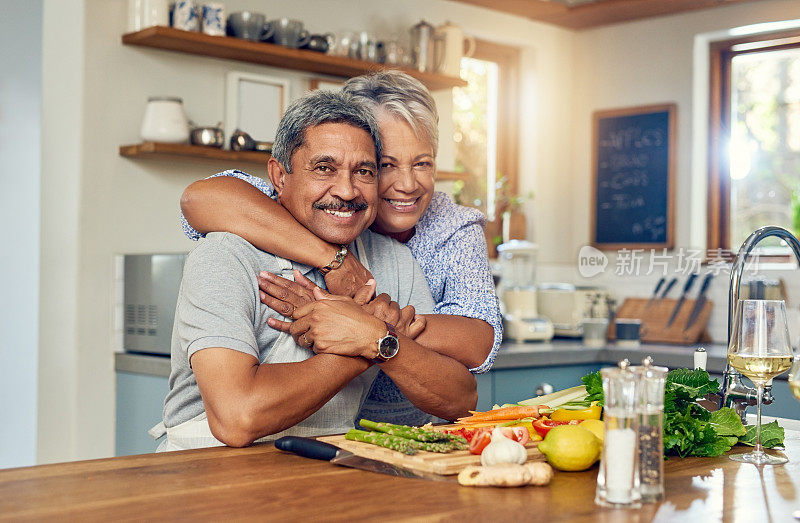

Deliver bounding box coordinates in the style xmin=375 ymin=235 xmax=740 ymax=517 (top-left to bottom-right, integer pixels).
xmin=549 ymin=405 xmax=602 ymax=421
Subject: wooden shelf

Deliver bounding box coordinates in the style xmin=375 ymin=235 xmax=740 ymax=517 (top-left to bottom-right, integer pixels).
xmin=122 ymin=26 xmax=467 ymax=91
xmin=119 ymin=142 xmax=270 ymax=164
xmin=121 ymin=142 xmax=467 ymax=183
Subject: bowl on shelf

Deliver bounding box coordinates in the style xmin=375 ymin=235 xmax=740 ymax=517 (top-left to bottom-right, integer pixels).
xmin=190 ymin=124 xmax=224 ymax=148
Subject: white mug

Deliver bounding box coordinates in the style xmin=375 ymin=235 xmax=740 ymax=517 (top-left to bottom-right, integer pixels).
xmin=172 ymin=0 xmax=199 ymax=32
xmin=201 ymin=3 xmax=226 ymax=36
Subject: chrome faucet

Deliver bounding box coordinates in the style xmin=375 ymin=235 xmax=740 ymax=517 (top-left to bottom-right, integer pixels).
xmin=723 ymin=225 xmax=799 ymax=421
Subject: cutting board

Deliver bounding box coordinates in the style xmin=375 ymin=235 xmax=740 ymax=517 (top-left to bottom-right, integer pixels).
xmin=317 ymin=428 xmax=543 ymax=476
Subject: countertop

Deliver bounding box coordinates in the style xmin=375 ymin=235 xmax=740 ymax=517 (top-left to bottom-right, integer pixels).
xmin=114 ymin=340 xmax=734 ymax=378
xmin=2 ymin=431 xmax=798 ymax=520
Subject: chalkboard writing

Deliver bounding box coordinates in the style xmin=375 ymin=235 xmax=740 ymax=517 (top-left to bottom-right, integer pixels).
xmin=592 ymin=104 xmax=675 ymax=249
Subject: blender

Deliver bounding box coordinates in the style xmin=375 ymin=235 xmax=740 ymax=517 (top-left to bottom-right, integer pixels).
xmin=496 ymin=240 xmax=554 ymax=342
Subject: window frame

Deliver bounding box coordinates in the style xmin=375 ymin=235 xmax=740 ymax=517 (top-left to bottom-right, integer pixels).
xmin=708 ymin=29 xmax=800 ymax=260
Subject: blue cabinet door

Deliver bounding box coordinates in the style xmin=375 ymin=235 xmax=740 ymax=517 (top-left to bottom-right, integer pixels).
xmin=482 ymin=364 xmax=601 ymax=408
xmin=116 ymin=371 xmax=169 ymax=456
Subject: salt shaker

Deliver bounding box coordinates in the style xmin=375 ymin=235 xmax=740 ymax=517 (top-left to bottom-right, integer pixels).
xmin=596 ymin=359 xmax=641 ymax=508
xmin=634 ymin=357 xmax=667 ymax=503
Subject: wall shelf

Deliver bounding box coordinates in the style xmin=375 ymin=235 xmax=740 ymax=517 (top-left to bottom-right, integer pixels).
xmin=122 ymin=26 xmax=467 ymax=91
xmin=119 ymin=142 xmax=466 ymax=181
xmin=119 ymin=142 xmax=270 ymax=164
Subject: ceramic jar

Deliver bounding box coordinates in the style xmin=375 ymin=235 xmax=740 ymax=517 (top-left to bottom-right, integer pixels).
xmin=140 ymin=97 xmax=190 ymax=143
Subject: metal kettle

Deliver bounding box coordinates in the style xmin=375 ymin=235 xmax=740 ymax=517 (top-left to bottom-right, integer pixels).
xmin=409 ymin=20 xmax=442 ymax=73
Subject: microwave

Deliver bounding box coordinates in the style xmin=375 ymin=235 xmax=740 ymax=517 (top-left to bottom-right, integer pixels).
xmin=123 ymin=254 xmax=187 ymax=355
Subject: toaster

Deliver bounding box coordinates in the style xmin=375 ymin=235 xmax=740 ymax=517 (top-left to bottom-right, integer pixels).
xmin=537 ymin=283 xmax=610 ymax=337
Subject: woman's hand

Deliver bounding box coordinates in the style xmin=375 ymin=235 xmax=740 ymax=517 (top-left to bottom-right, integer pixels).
xmin=323 ymin=252 xmax=374 ymax=300
xmin=268 ymin=287 xmax=385 ymax=359
xmin=362 ymin=294 xmax=427 ymax=339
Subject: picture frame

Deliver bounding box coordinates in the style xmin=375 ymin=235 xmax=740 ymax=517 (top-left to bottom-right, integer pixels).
xmin=225 ymin=71 xmax=290 ymax=147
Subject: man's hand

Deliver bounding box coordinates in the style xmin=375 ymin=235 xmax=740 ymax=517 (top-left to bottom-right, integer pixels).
xmin=268 ymin=288 xmax=386 ymax=359
xmin=323 ymin=252 xmax=373 ymax=301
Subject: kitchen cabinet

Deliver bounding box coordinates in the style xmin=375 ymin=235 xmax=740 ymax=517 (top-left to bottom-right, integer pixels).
xmin=709 ymin=372 xmax=799 ymax=420
xmin=115 ymin=371 xmax=168 ymax=456
xmin=482 ymin=364 xmax=602 ymax=409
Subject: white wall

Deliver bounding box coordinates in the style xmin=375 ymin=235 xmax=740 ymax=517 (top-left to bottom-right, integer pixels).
xmin=0 ymin=0 xmax=42 ymax=468
xmin=36 ymin=0 xmax=572 ymax=463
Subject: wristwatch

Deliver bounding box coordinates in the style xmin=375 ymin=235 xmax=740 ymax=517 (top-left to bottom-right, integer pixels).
xmin=372 ymin=322 xmax=399 ymax=364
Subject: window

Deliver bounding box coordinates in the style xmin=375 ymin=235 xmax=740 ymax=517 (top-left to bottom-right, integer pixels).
xmin=708 ymin=30 xmax=800 ymax=258
xmin=450 ymin=40 xmax=519 ymax=245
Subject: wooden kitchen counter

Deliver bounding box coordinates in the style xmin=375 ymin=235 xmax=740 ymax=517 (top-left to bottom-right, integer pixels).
xmin=2 ymin=431 xmax=799 ymax=521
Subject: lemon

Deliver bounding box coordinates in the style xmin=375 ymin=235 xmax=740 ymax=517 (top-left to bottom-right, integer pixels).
xmin=537 ymin=425 xmax=602 ymax=471
xmin=579 ymin=419 xmax=605 ymax=444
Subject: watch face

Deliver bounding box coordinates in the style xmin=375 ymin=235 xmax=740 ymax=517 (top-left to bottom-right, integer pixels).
xmin=379 ymin=335 xmax=399 ymax=359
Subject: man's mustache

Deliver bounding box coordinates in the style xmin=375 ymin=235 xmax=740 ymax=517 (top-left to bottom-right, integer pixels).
xmin=313 ymin=198 xmax=369 ymax=212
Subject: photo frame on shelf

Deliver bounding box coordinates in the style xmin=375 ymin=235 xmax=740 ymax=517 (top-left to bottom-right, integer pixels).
xmin=225 ymin=71 xmax=290 ymax=146
xmin=308 ymin=78 xmax=345 ymax=92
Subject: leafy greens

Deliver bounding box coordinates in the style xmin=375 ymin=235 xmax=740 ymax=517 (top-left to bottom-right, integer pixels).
xmin=580 ymin=368 xmax=785 ymax=457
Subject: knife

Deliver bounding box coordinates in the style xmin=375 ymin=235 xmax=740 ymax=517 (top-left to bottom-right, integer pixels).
xmin=274 ymin=436 xmax=453 ymax=482
xmin=659 ymin=277 xmax=678 ymax=300
xmin=665 ymin=273 xmax=698 ymax=328
xmin=684 ymin=273 xmax=714 ymax=332
xmin=643 ymin=277 xmax=666 ymax=311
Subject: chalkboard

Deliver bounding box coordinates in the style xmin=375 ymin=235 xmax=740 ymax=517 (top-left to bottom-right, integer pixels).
xmin=591 ymin=104 xmax=676 ymax=250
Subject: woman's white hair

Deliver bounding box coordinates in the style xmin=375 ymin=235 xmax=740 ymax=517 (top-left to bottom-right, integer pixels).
xmin=342 ymin=70 xmax=439 ymax=154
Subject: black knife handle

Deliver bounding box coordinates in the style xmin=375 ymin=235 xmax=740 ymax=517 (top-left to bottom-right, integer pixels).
xmin=682 ymin=273 xmax=698 ymax=293
xmin=652 ymin=277 xmax=666 ymax=296
xmin=275 ymin=436 xmax=339 ymax=461
xmin=697 ymin=273 xmax=714 ymax=296
xmin=660 ymin=278 xmax=678 ymax=298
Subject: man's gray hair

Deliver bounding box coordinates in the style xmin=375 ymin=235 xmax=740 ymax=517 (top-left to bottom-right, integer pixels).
xmin=343 ymin=70 xmax=439 ymax=154
xmin=271 ymin=90 xmax=382 ymax=173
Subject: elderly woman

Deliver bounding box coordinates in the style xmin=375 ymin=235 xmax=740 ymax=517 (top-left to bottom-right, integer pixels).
xmin=179 ymin=70 xmax=501 ymax=425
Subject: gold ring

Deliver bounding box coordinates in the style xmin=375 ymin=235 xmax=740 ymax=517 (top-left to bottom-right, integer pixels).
xmin=301 ymin=333 xmax=309 ymax=346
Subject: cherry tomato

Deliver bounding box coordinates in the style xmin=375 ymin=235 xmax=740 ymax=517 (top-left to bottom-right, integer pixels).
xmin=468 ymin=428 xmax=492 ymax=455
xmin=532 ymin=418 xmax=580 ymax=437
xmin=443 ymin=428 xmax=476 ymax=443
xmin=500 ymin=426 xmax=530 ymax=446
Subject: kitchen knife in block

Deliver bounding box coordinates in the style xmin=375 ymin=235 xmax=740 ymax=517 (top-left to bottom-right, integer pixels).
xmin=684 ymin=273 xmax=714 ymax=332
xmin=274 ymin=436 xmax=452 ymax=482
xmin=643 ymin=277 xmax=666 ymax=311
xmin=665 ymin=273 xmax=698 ymax=327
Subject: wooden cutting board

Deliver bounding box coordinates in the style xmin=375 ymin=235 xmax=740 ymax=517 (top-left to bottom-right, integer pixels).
xmin=317 ymin=428 xmax=542 ymax=476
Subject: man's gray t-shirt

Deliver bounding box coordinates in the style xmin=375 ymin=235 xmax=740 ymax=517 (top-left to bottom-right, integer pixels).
xmin=162 ymin=230 xmax=435 ymax=434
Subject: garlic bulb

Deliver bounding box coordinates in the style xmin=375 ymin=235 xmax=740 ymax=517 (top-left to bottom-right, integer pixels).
xmin=481 ymin=428 xmax=528 ymax=466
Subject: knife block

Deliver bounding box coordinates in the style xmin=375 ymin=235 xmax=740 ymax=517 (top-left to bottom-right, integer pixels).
xmin=607 ymin=297 xmax=713 ymax=345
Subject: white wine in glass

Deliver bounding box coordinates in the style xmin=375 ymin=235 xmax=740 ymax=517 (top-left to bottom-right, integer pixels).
xmin=727 ymin=299 xmax=792 ymax=465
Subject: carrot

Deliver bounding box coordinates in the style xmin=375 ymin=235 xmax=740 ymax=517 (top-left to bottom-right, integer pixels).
xmin=456 ymin=405 xmax=543 ymax=423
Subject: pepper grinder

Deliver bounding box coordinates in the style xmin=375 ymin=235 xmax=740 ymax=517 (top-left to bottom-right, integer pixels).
xmin=634 ymin=357 xmax=667 ymax=503
xmin=596 ymin=359 xmax=641 ymax=508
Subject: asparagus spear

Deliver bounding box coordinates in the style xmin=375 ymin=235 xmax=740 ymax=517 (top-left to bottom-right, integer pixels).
xmin=345 ymin=429 xmax=418 ymax=455
xmin=358 ymin=419 xmax=468 ymax=446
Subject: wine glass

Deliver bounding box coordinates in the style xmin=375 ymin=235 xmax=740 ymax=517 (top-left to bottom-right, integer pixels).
xmin=728 ymin=299 xmax=794 ymax=465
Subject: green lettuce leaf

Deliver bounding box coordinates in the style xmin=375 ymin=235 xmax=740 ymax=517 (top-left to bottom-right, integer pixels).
xmin=709 ymin=407 xmax=746 ymax=437
xmin=739 ymin=421 xmax=785 ymax=448
xmin=581 ymin=371 xmax=604 ymax=406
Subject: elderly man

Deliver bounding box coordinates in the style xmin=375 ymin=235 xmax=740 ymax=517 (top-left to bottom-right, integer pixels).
xmin=154 ymin=90 xmax=476 ymax=451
